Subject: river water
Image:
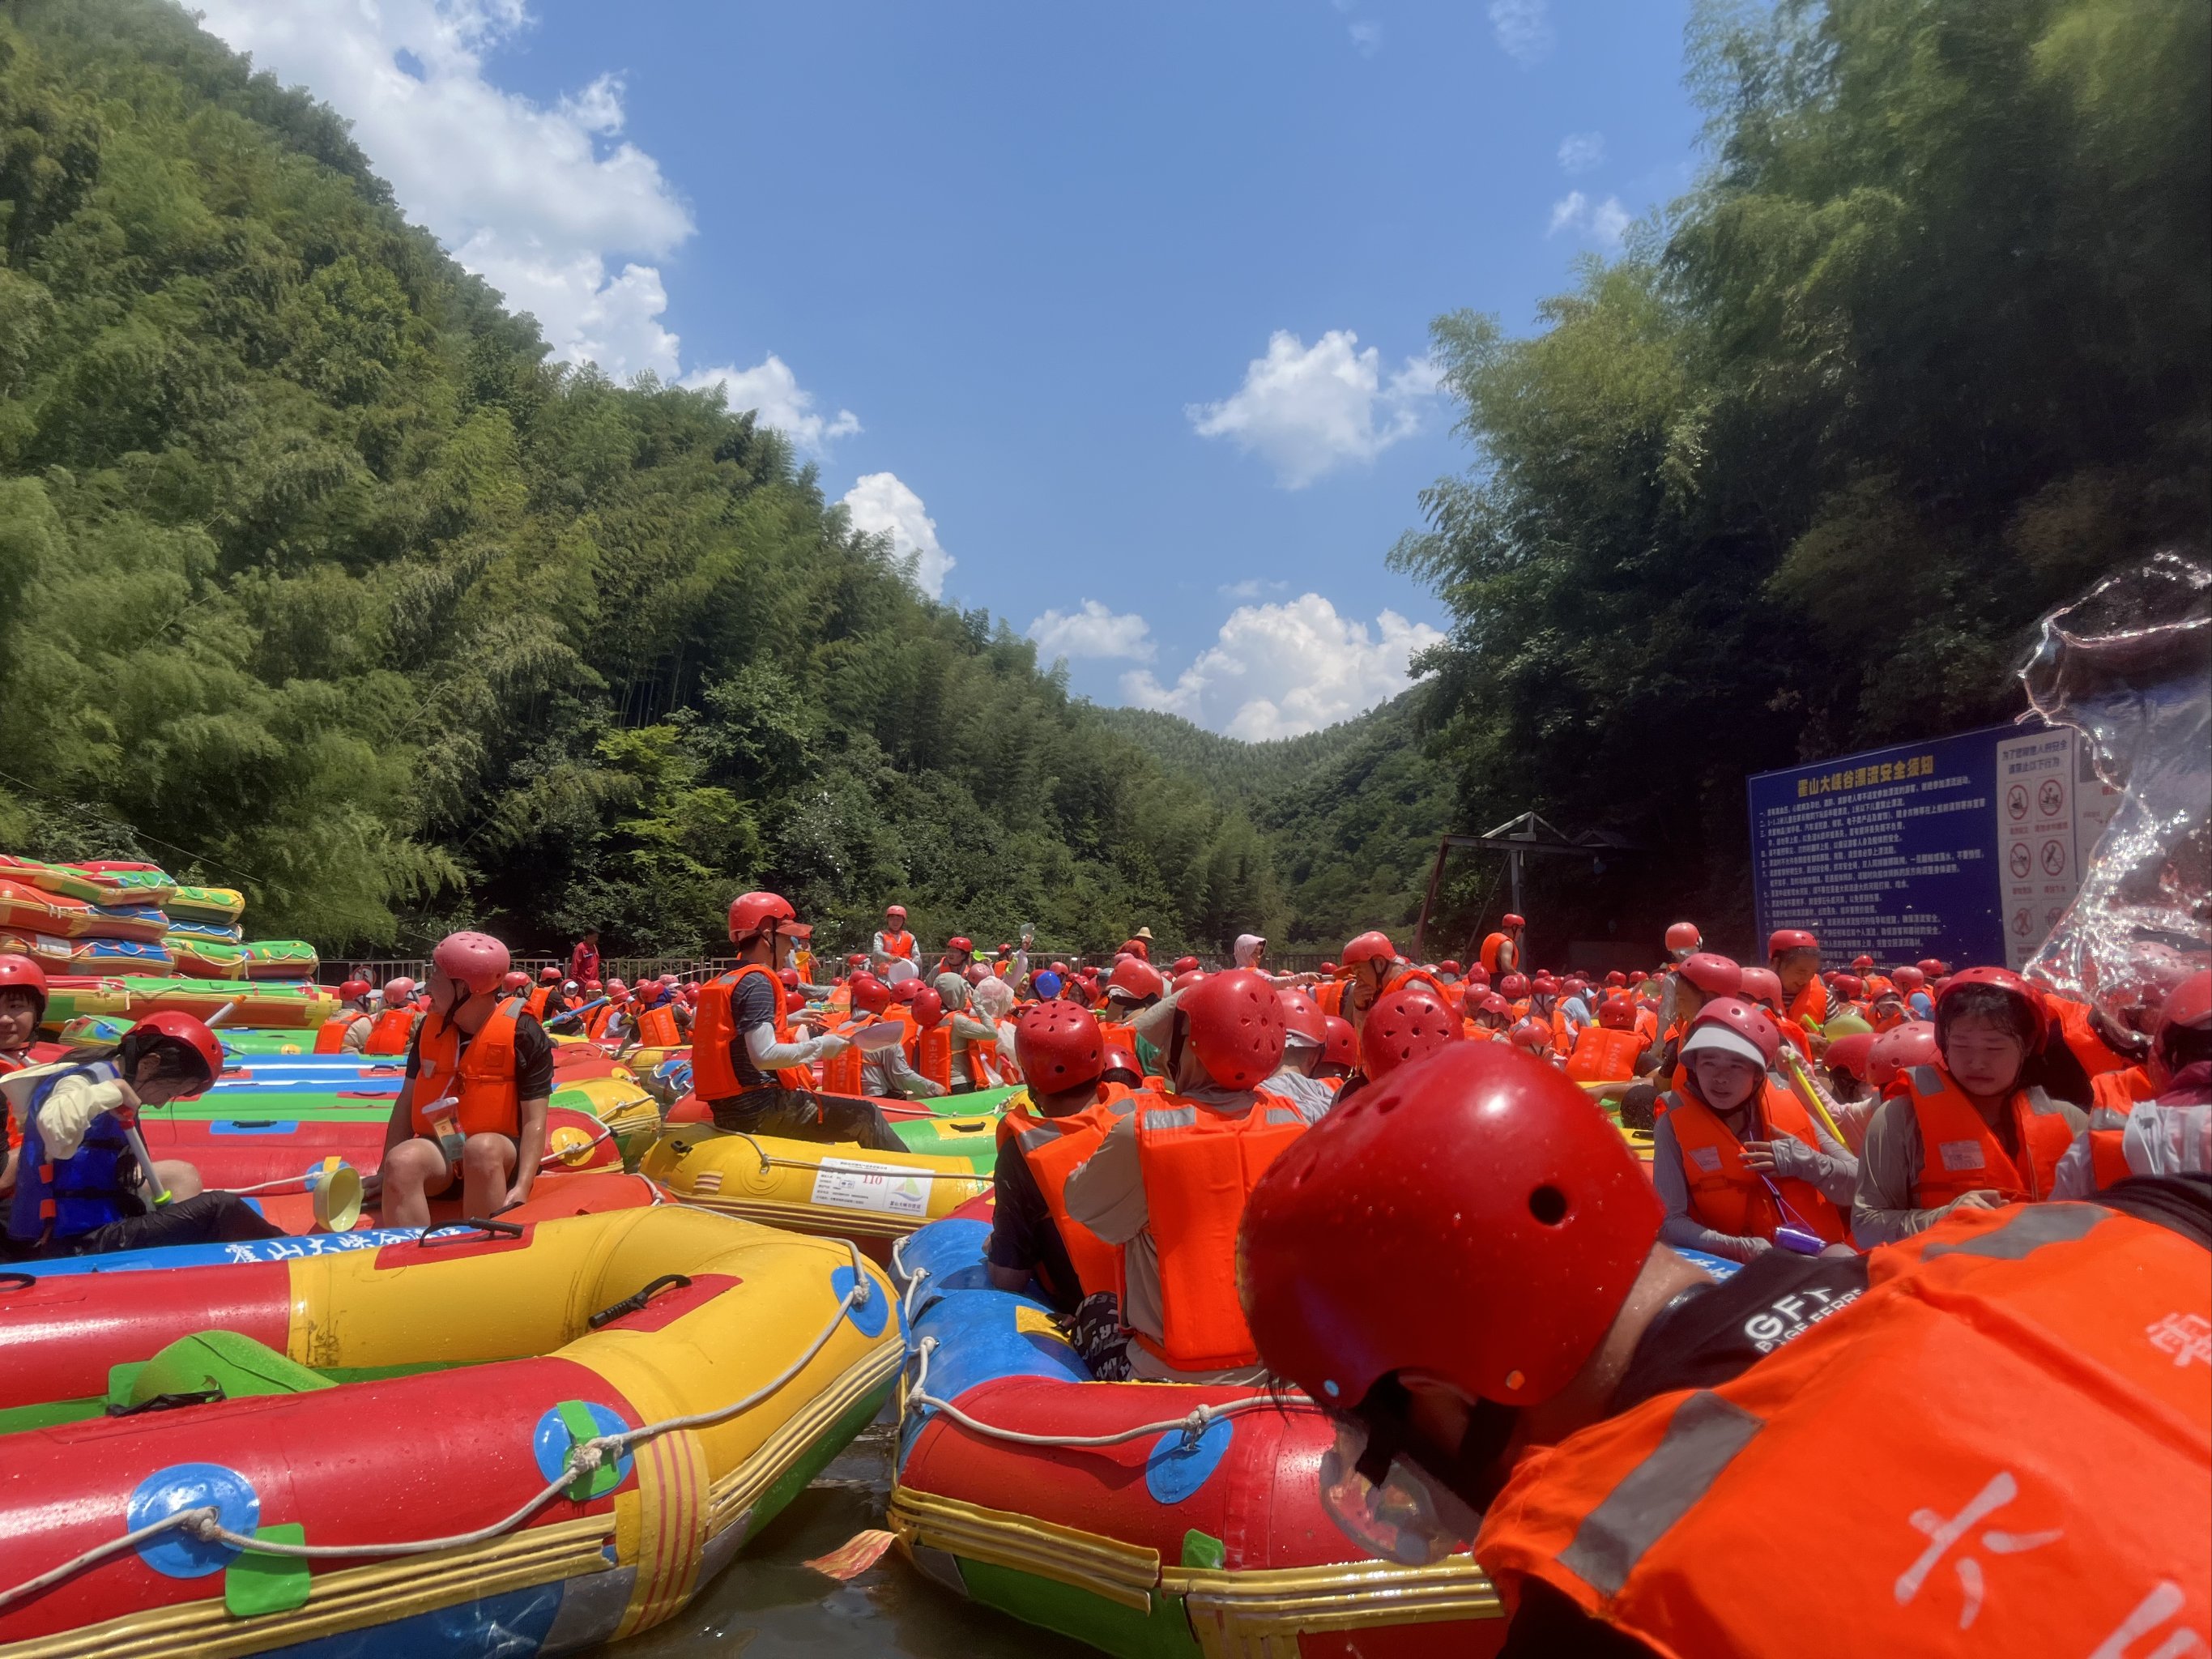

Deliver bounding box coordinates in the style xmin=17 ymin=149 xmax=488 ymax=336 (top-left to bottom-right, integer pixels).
xmin=612 ymin=1406 xmax=1090 ymax=1659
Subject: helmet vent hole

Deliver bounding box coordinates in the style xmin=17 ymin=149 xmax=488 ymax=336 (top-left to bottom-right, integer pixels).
xmin=1528 ymin=1184 xmax=1568 ymax=1226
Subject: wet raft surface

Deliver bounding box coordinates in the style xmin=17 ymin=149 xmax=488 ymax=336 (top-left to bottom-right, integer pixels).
xmin=612 ymin=1407 xmax=1089 ymax=1659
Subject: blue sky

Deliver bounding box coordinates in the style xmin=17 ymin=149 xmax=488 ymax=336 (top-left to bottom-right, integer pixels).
xmin=198 ymin=0 xmax=1699 ymax=736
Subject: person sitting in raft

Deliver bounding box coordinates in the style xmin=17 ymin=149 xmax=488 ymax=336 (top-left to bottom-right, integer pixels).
xmin=1768 ymin=928 xmax=1830 ymax=1032
xmin=1469 ymin=990 xmax=1513 ymax=1038
xmin=1852 ymin=966 xmax=2089 ymax=1246
xmin=1266 ymin=987 xmax=1339 ymax=1116
xmin=693 ymin=891 xmax=905 ymax=1151
xmin=936 ymin=971 xmax=1004 ymax=1094
xmin=358 ymin=975 xmax=422 ymax=1056
xmin=2 ymin=1012 xmax=290 ymax=1257
xmin=2053 ymin=970 xmax=2212 ymax=1196
xmin=378 ymin=932 xmax=552 ymax=1229
xmin=850 ymin=975 xmax=944 ymax=1100
xmin=0 ymin=954 xmax=61 ymax=1217
xmin=313 ymin=978 xmax=375 ymax=1054
xmin=1315 ymin=1014 xmax=1357 ymax=1082
xmin=1653 ymin=997 xmax=1856 ymax=1263
xmin=1097 ymin=957 xmax=1165 ymax=1038
xmin=1063 ymin=968 xmax=1324 ymax=1384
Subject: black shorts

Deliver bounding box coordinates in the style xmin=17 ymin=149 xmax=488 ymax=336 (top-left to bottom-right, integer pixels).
xmin=705 ymin=1088 xmax=907 ymax=1154
xmin=418 ymin=1132 xmax=521 ymax=1191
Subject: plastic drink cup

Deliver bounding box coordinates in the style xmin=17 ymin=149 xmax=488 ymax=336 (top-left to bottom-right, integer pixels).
xmin=425 ymin=1100 xmax=467 ymax=1164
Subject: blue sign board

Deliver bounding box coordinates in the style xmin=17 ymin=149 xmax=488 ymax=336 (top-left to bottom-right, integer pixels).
xmin=1747 ymin=724 xmax=2018 ymax=969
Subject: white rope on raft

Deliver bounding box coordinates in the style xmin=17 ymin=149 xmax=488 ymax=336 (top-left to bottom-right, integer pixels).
xmin=0 ymin=1240 xmax=877 ymax=1609
xmin=203 ymin=1124 xmax=620 ymax=1199
xmin=901 ymin=1333 xmax=1326 ymax=1451
xmin=706 ymin=1128 xmax=991 ymax=1183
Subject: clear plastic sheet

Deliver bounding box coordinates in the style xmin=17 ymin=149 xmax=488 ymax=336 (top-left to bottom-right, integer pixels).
xmin=2018 ymin=549 xmax=2212 ymax=1034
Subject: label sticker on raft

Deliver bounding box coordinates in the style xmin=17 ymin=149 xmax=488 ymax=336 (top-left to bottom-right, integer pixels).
xmin=811 ymin=1158 xmax=931 ymax=1217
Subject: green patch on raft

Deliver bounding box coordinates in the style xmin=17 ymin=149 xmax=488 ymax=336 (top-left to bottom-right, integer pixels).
xmin=957 ymin=1558 xmax=1203 ymax=1659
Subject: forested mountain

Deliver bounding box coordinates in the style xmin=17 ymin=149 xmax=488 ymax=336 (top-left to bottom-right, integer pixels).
xmin=0 ymin=0 xmax=1289 ymax=958
xmin=1395 ymin=0 xmax=2209 ymax=958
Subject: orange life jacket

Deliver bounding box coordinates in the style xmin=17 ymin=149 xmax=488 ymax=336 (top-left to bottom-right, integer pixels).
xmin=523 ymin=985 xmax=554 ymax=1020
xmin=916 ymin=1022 xmax=952 ymax=1090
xmin=963 ymin=1037 xmax=1001 ymax=1087
xmin=2091 ymin=1067 xmax=2155 ymax=1113
xmin=1784 ymin=977 xmax=1826 ymax=1031
xmin=2045 ymin=995 xmax=2133 ymax=1079
xmin=313 ymin=1013 xmax=363 ymax=1055
xmin=1475 ymin=1203 xmax=2211 ymax=1657
xmin=1634 ymin=1006 xmax=1659 ymax=1047
xmin=820 ymin=1025 xmax=867 ymax=1095
xmin=2086 ymin=1126 xmax=2136 ymax=1191
xmin=1479 ymin=932 xmax=1515 ymax=975
xmin=1315 ymin=980 xmax=1347 ymax=1018
xmin=1564 ymin=1025 xmax=1643 ymax=1084
xmin=996 ymin=1085 xmax=1138 ymax=1302
xmin=880 ymin=928 xmax=916 ymax=961
xmin=1903 ymin=1063 xmax=2075 ymax=1207
xmin=583 ymin=1003 xmax=612 ymax=1041
xmin=1127 ymin=1093 xmax=1311 ymax=1372
xmin=362 ymin=1006 xmax=416 ymax=1056
xmin=690 ymin=966 xmax=810 ymax=1098
xmin=1551 ymin=1005 xmax=1576 ymax=1050
xmin=1665 ymin=1084 xmax=1849 ymax=1245
xmin=409 ymin=998 xmax=525 ymax=1140
xmin=633 ymin=1002 xmax=680 ymax=1047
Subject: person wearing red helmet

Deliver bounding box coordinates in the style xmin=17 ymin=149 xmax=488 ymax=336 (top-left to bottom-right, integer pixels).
xmin=1063 ymin=968 xmax=1319 ymax=1382
xmin=1468 ymin=991 xmax=1513 ymax=1038
xmin=1316 ymin=1014 xmax=1358 ymax=1080
xmin=850 ymin=975 xmax=946 ymax=1102
xmin=1767 ymin=928 xmax=1829 ymax=1031
xmin=2 ymin=1011 xmax=288 ymax=1256
xmin=872 ymin=905 xmax=918 ymax=969
xmin=935 ymin=934 xmax=977 ymax=982
xmin=1478 ymin=914 xmax=1525 ymax=977
xmin=567 ymin=928 xmax=600 ymax=992
xmin=313 ymin=977 xmax=377 ymax=1054
xmin=1267 ymin=987 xmax=1338 ymax=1115
xmin=359 ymin=975 xmax=422 ymax=1056
xmin=988 ymin=1004 xmax=1132 ymax=1346
xmin=617 ymin=975 xmax=683 ymax=1049
xmin=1652 ymin=998 xmax=1856 ymax=1262
xmin=691 ymin=892 xmax=901 ymax=1150
xmin=1852 ymin=967 xmax=2089 ymax=1246
xmin=1664 ymin=920 xmax=1702 ymax=962
xmin=1235 ymin=1045 xmax=2212 ymax=1653
xmin=377 ymin=932 xmax=553 ymax=1229
xmin=1346 ymin=986 xmax=1461 ymax=1104
xmin=2054 ymin=970 xmax=2212 ymax=1199
xmin=1562 ymin=996 xmax=1644 ymax=1084
xmin=1323 ymin=930 xmax=1449 ymax=1035
xmin=0 ymin=955 xmax=58 ymax=1206
xmin=1098 ymin=957 xmax=1165 ymax=1037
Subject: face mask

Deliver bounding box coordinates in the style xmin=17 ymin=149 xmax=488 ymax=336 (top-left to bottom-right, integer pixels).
xmin=1316 ymin=1417 xmax=1483 ymax=1567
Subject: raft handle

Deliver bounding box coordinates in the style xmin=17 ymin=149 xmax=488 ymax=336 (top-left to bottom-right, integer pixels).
xmin=588 ymin=1273 xmax=693 ymax=1329
xmin=416 ymin=1218 xmax=525 ymax=1247
xmin=105 ymin=1387 xmax=226 ymax=1418
xmin=0 ymin=1271 xmax=36 ymax=1294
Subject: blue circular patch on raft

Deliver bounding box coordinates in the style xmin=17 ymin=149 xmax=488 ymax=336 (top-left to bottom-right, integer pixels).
xmin=1145 ymin=1417 xmax=1235 ymax=1506
xmin=533 ymin=1401 xmax=634 ymax=1499
xmin=834 ymin=1264 xmax=889 ymax=1337
xmin=127 ymin=1463 xmax=261 ymax=1579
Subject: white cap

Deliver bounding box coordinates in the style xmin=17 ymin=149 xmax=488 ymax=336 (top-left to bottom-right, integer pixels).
xmin=1681 ymin=1022 xmax=1768 ymax=1070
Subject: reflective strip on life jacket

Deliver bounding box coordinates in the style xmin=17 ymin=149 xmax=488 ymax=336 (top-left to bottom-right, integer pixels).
xmin=1905 ymin=1064 xmax=2074 ymax=1207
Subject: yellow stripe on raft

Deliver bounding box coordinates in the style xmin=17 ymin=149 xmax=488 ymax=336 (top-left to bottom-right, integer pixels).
xmin=639 ymin=1125 xmax=988 ymax=1241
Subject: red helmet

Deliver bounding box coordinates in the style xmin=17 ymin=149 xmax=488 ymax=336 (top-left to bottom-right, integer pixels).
xmin=1320 ymin=1014 xmax=1358 ymax=1072
xmin=1501 ymin=913 xmax=1526 ymax=931
xmin=1933 ymin=966 xmax=2050 ymax=1048
xmin=965 ymin=963 xmax=988 ymax=984
xmin=1596 ymin=996 xmax=1635 ymax=1031
xmin=1320 ymin=962 xmax=1340 ymax=976
xmin=1562 ymin=976 xmax=1588 ymax=998
xmin=1340 ymin=931 xmax=1396 ymax=968
xmin=539 ymin=966 xmax=561 ymax=983
xmin=1359 ymin=987 xmax=1460 ymax=1082
xmin=1015 ymin=1001 xmax=1106 ymax=1091
xmin=585 ymin=979 xmax=603 ymax=995
xmin=2153 ymin=970 xmax=2212 ymax=1085
xmin=1768 ymin=929 xmax=1818 ymax=957
xmin=885 ymin=903 xmax=907 ymax=919
xmin=500 ymin=969 xmax=529 ymax=994
xmin=1173 ymin=955 xmax=1202 ymax=975
xmin=0 ymin=953 xmax=50 ymax=1014
xmin=1916 ymin=958 xmax=1948 ymax=977
xmin=1891 ymin=965 xmax=1927 ymax=993
xmin=1463 ymin=966 xmax=1490 ymax=988
xmin=728 ymin=890 xmax=798 ymax=943
xmin=1822 ymin=1031 xmax=1877 ymax=1082
xmin=850 ymin=974 xmax=889 ymax=1014
xmin=945 ymin=936 xmax=974 ymax=954
xmin=1683 ymin=996 xmax=1781 ymax=1069
xmin=909 ymin=986 xmax=945 ymax=1029
xmin=1507 ymin=1018 xmax=1551 ymax=1055
xmin=1050 ymin=961 xmax=1068 ymax=975
xmin=1531 ymin=972 xmax=1558 ymax=995
xmin=1497 ymin=973 xmax=1529 ymax=1000
xmin=1181 ymin=969 xmax=1285 ymax=1089
xmin=1868 ymin=1021 xmax=1939 ymax=1089
xmin=777 ymin=967 xmax=800 ymax=992
xmin=1170 ymin=970 xmax=1206 ymax=996
xmin=381 ymin=975 xmax=416 ymax=1001
xmin=1627 ymin=970 xmax=1647 ymax=985
xmin=1240 ymin=1045 xmax=1662 ymax=1413
xmin=1477 ymin=992 xmax=1511 ymax=1017
xmin=1736 ymin=966 xmax=1784 ymax=1010
xmin=125 ymin=1011 xmax=224 ymax=1094
xmin=1102 ymin=1044 xmax=1144 ymax=1088
xmin=1108 ymin=957 xmax=1166 ymax=1000
xmin=886 ymin=978 xmax=919 ymax=1004
xmin=431 ymin=932 xmax=511 ymax=996
xmin=679 ymin=982 xmax=697 ymax=1004
xmin=1605 ymin=970 xmax=1626 ymax=987
xmin=1851 ymin=955 xmax=1875 ymax=971
xmin=1677 ymin=953 xmax=1741 ymax=996
xmin=336 ymin=977 xmax=371 ymax=1002
xmin=1664 ymin=921 xmax=1701 ymax=956
xmin=1278 ymin=987 xmax=1328 ymax=1047
xmin=1831 ymin=973 xmax=1864 ymax=1001
xmin=1438 ymin=959 xmax=1463 ymax=976
xmin=605 ymin=978 xmax=629 ymax=1000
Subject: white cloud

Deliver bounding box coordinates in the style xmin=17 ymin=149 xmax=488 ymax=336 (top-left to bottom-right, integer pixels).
xmin=1549 ymin=191 xmax=1632 ymax=248
xmin=680 ymin=356 xmax=861 ymax=450
xmin=1489 ymin=0 xmax=1554 ymax=65
xmin=842 ymin=473 xmax=954 ymax=599
xmin=1187 ymin=331 xmax=1441 ymax=489
xmin=1027 ymin=601 xmax=1156 ymax=663
xmin=1558 ymin=131 xmax=1605 ymax=174
xmin=194 ymin=0 xmax=855 ymax=444
xmin=1348 ymin=19 xmax=1383 ymax=55
xmin=1119 ymin=594 xmax=1443 ymax=740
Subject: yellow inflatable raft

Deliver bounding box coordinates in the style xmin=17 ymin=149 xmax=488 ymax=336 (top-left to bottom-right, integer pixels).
xmin=641 ymin=1124 xmax=989 ymax=1244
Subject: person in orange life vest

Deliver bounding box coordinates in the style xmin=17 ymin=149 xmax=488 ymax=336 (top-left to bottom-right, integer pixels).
xmin=568 ymin=928 xmax=599 ymax=988
xmin=1767 ymin=928 xmax=1829 ymax=1031
xmin=1852 ymin=968 xmax=2090 ymax=1247
xmin=1563 ymin=996 xmax=1645 ymax=1083
xmin=1478 ymin=913 xmax=1525 ymax=976
xmin=933 ymin=970 xmax=1004 ymax=1093
xmin=932 ymin=934 xmax=976 ymax=983
xmin=0 ymin=953 xmax=59 ymax=1210
xmin=1336 ymin=985 xmax=1462 ymax=1107
xmin=1234 ymin=1043 xmax=2212 ymax=1657
xmin=1098 ymin=957 xmax=1163 ymax=1039
xmin=2054 ymin=970 xmax=2212 ymax=1198
xmin=313 ymin=977 xmax=375 ymax=1054
xmin=377 ymin=932 xmax=552 ymax=1230
xmin=1334 ymin=930 xmax=1438 ymax=1035
xmin=1315 ymin=1014 xmax=1357 ymax=1082
xmin=522 ymin=966 xmax=564 ymax=1022
xmin=1468 ymin=990 xmax=1514 ymax=1038
xmin=1268 ymin=987 xmax=1340 ymax=1115
xmin=1735 ymin=964 xmax=1813 ymax=1061
xmin=989 ymin=1002 xmax=1128 ymax=1309
xmin=619 ymin=979 xmax=681 ymax=1049
xmin=1551 ymin=975 xmax=1594 ymax=1048
xmin=694 ymin=891 xmax=904 ymax=1152
xmin=1812 ymin=1029 xmax=1884 ymax=1153
xmin=1062 ymin=967 xmax=1323 ymax=1384
xmin=871 ymin=904 xmax=918 ymax=967
xmin=581 ymin=977 xmax=623 ymax=1040
xmin=1651 ymin=997 xmax=1856 ymax=1264
xmin=1506 ymin=1016 xmax=1554 ymax=1060
xmin=354 ymin=976 xmax=420 ymax=1056
xmin=1635 ymin=951 xmax=1741 ymax=1082
xmin=850 ymin=974 xmax=944 ymax=1100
